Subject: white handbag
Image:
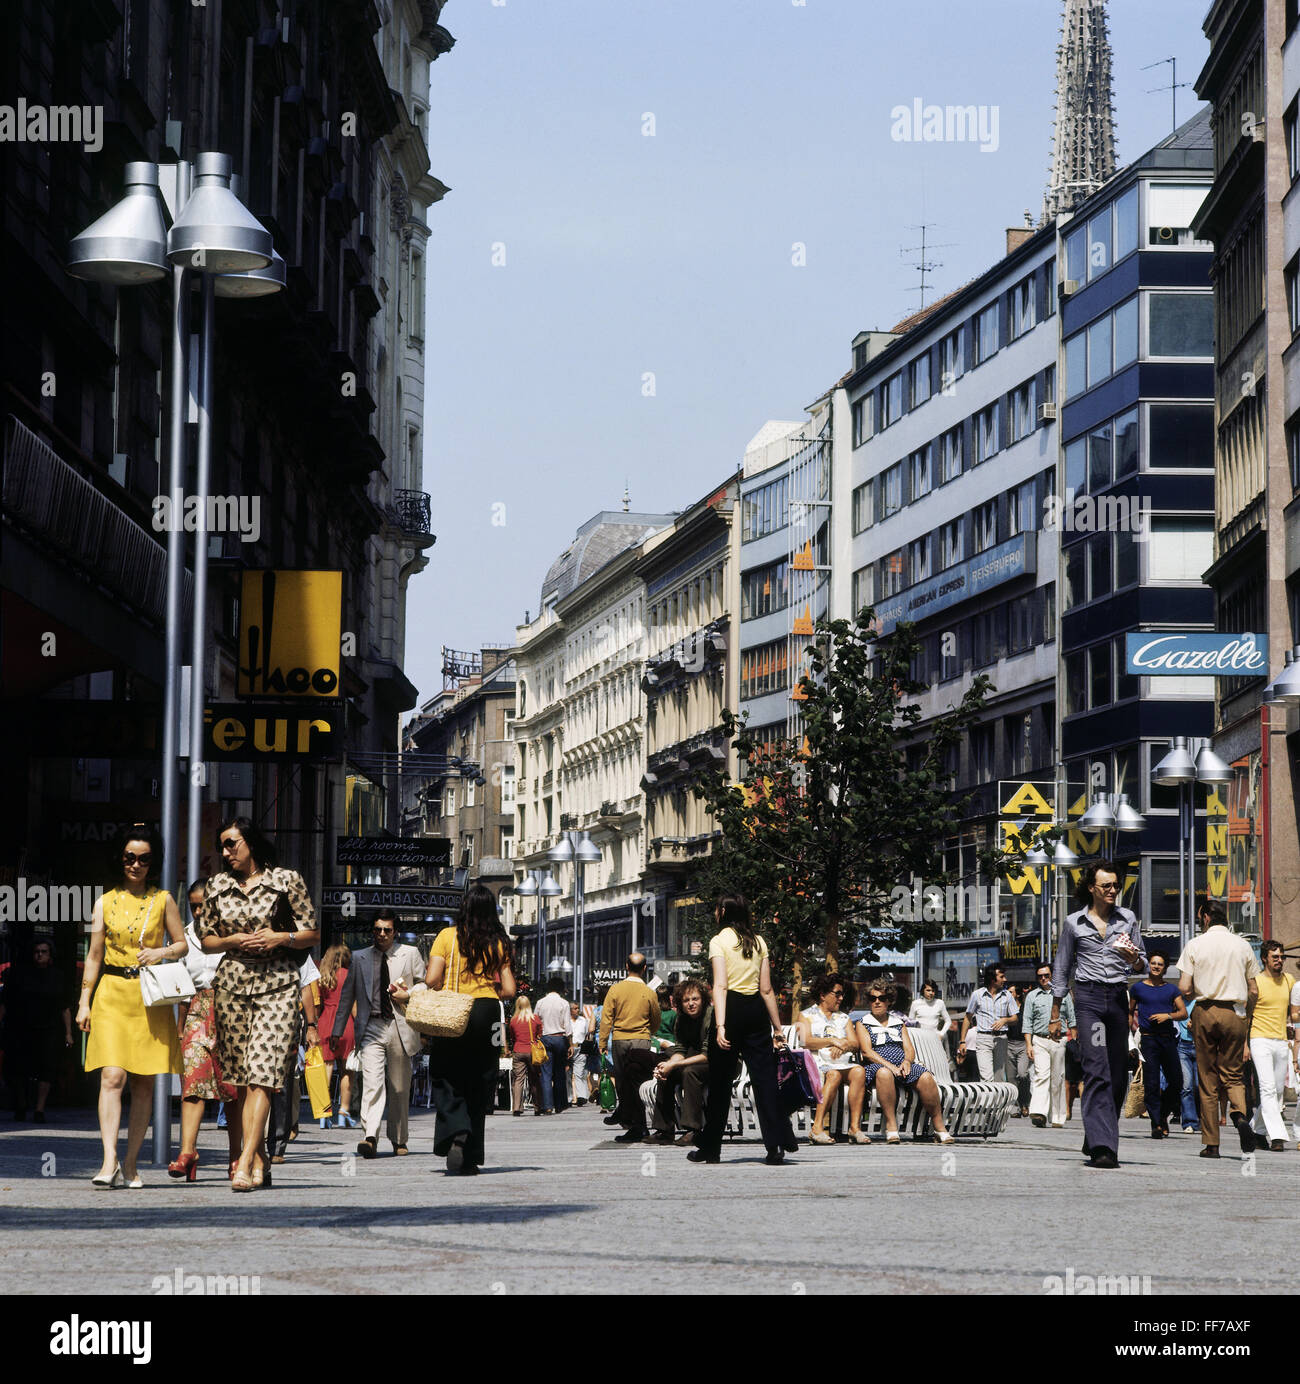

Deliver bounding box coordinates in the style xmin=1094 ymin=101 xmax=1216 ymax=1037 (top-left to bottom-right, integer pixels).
xmin=140 ymin=962 xmax=196 ymax=1007
xmin=134 ymin=898 xmax=196 ymax=1007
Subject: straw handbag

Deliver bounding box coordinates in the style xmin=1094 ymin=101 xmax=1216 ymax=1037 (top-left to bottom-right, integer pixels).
xmin=403 ymin=933 xmax=474 ymax=1038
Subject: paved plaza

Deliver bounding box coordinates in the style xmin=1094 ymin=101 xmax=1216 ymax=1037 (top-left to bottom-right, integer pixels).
xmin=0 ymin=1102 xmax=1294 ymax=1295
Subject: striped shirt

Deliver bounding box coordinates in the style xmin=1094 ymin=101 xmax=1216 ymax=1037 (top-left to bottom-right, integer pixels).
xmin=965 ymin=986 xmax=1018 ymax=1033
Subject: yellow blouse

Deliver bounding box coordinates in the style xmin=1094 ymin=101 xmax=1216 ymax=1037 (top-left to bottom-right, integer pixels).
xmin=432 ymin=926 xmax=505 ymax=999
xmin=708 ymin=927 xmax=768 ymax=996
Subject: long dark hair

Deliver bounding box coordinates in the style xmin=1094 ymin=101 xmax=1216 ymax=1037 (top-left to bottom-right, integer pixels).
xmin=716 ymin=893 xmax=759 ymax=959
xmin=1075 ymin=860 xmax=1118 ymax=908
xmin=456 ymin=883 xmax=512 ymax=978
xmin=214 ymin=815 xmax=278 ymax=871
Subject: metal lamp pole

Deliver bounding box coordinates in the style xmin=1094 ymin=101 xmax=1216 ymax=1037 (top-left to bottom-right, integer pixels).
xmin=548 ymin=830 xmax=601 ymax=1006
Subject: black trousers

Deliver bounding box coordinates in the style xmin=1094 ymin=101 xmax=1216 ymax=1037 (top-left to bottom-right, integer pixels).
xmin=427 ymin=998 xmax=499 ymax=1168
xmin=1074 ymin=981 xmax=1130 ymax=1156
xmin=699 ymin=991 xmax=794 ymax=1158
xmin=266 ymin=1016 xmax=303 ymax=1158
xmin=1140 ymin=1026 xmax=1181 ymax=1131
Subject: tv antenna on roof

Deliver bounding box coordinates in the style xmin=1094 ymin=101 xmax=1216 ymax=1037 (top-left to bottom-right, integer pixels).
xmin=900 ymin=223 xmax=955 ymax=312
xmin=1142 ymin=56 xmax=1191 ymax=138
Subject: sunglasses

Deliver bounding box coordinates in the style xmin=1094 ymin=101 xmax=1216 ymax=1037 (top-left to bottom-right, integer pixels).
xmin=220 ymin=838 xmax=245 ymax=852
xmin=122 ymin=851 xmax=152 ymax=865
xmin=1095 ymin=883 xmax=1119 ymax=892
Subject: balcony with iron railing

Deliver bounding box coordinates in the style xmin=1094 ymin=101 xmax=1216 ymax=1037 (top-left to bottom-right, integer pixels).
xmin=390 ymin=487 xmax=434 ymax=538
xmin=3 ymin=415 xmax=193 ymax=627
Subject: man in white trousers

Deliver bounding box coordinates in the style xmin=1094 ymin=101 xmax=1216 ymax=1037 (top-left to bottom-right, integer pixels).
xmin=332 ymin=912 xmax=426 ymax=1158
xmin=1247 ymin=939 xmax=1297 ymax=1152
xmin=1023 ymin=962 xmax=1075 ymax=1127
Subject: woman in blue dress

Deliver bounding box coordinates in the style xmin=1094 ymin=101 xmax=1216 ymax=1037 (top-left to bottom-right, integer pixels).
xmin=856 ymin=979 xmax=953 ymax=1145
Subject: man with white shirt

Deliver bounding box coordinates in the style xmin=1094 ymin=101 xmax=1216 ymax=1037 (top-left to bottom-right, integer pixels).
xmin=534 ymin=980 xmax=573 ymax=1113
xmin=331 ymin=912 xmax=426 ymax=1157
xmin=569 ymin=1000 xmax=594 ymax=1105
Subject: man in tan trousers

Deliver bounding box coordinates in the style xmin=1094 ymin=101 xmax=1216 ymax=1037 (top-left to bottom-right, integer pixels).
xmin=598 ymin=953 xmax=660 ymax=1143
xmin=1176 ymin=899 xmax=1260 ymax=1160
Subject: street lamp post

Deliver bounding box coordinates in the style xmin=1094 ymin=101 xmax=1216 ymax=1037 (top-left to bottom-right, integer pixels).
xmin=1023 ymin=831 xmax=1079 ymax=967
xmin=67 ymin=154 xmax=273 ymax=1164
xmin=1151 ymin=736 xmax=1231 ymax=954
xmin=548 ymin=830 xmax=601 ymax=1005
xmin=515 ymin=868 xmax=561 ymax=986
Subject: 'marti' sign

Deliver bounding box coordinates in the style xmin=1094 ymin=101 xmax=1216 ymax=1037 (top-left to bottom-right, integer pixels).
xmin=1125 ymin=632 xmax=1268 ymax=676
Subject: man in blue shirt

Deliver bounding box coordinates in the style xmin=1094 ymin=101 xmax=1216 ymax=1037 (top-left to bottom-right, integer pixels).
xmin=1129 ymin=952 xmax=1186 ymax=1139
xmin=1050 ymin=861 xmax=1148 ymax=1169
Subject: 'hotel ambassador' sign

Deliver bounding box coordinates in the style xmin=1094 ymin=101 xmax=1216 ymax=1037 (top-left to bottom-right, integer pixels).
xmin=1124 ymin=632 xmax=1268 ymax=676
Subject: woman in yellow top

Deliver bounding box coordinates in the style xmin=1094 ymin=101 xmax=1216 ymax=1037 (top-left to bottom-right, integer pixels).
xmin=76 ymin=826 xmax=188 ymax=1189
xmin=690 ymin=893 xmax=796 ymax=1165
xmin=394 ymin=883 xmax=516 ymax=1175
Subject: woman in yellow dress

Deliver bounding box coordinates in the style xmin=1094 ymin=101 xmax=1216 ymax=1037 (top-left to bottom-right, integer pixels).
xmin=76 ymin=825 xmax=187 ymax=1188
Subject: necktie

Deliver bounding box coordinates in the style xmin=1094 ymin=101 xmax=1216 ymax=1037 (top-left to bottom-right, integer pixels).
xmin=380 ymin=950 xmax=394 ymax=1019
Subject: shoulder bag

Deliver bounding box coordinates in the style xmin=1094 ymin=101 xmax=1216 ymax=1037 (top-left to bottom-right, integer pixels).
xmin=404 ymin=932 xmax=474 ymax=1038
xmin=530 ymin=1017 xmax=546 ymax=1067
xmin=137 ymin=894 xmax=197 ymax=1008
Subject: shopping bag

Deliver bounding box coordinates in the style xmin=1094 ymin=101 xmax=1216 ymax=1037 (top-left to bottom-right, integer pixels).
xmin=303 ymin=1045 xmax=333 ymax=1120
xmin=598 ymin=1056 xmax=617 ymax=1112
xmin=775 ymin=1047 xmax=819 ymax=1114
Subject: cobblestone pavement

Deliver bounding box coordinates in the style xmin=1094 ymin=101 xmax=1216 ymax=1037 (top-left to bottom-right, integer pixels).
xmin=0 ymin=1102 xmax=1293 ymax=1295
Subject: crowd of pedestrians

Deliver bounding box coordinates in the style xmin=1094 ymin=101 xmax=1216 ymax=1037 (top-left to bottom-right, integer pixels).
xmin=3 ymin=851 xmax=1298 ymax=1179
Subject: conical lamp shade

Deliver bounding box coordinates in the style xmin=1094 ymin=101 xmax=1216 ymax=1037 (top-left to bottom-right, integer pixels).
xmin=1113 ymin=793 xmax=1145 ymax=832
xmin=1152 ymin=735 xmax=1196 ymax=785
xmin=66 ymin=162 xmax=169 ymax=284
xmin=1194 ymin=745 xmax=1232 ymax=784
xmin=1080 ymin=795 xmax=1116 ymax=832
xmin=1053 ymin=840 xmax=1079 ymax=867
xmin=215 ymin=245 xmax=285 ymax=297
xmin=167 ymin=152 xmax=271 ymax=273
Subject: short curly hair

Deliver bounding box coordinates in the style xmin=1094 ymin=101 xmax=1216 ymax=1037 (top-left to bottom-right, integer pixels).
xmin=674 ymin=978 xmax=709 ymax=1009
xmin=809 ymin=972 xmax=855 ymax=1006
xmin=865 ymin=978 xmax=897 ymax=1009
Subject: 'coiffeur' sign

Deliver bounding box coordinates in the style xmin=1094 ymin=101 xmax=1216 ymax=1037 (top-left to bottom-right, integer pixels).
xmin=1124 ymin=632 xmax=1268 ymax=676
xmin=238 ymin=570 xmax=342 ymax=697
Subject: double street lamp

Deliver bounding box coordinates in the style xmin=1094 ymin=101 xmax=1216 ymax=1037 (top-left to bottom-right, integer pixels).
xmin=1151 ymin=736 xmax=1231 ymax=953
xmin=67 ymin=153 xmax=277 ymax=1163
xmin=1021 ymin=829 xmax=1079 ymax=965
xmin=515 ymin=867 xmax=562 ymax=989
xmin=547 ymin=830 xmax=601 ymax=1006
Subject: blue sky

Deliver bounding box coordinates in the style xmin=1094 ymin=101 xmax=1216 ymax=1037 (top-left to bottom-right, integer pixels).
xmin=407 ymin=0 xmax=1209 ymax=706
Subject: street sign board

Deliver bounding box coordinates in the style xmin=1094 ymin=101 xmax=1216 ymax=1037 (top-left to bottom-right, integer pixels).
xmin=320 ymin=885 xmax=463 ymax=912
xmin=335 ymin=836 xmax=451 ymax=868
xmin=1124 ymin=632 xmax=1268 ymax=676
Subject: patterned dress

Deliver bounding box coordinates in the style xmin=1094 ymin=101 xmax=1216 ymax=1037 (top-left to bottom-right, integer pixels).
xmin=199 ymin=869 xmax=316 ymax=1091
xmin=85 ymin=889 xmax=183 ymax=1076
xmin=859 ymin=1010 xmax=930 ymax=1088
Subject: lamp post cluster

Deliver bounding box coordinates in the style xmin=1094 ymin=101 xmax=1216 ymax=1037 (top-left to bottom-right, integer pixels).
xmin=66 ymin=154 xmax=281 ymax=1162
xmin=1151 ymin=736 xmax=1231 ymax=953
xmin=515 ymin=829 xmax=600 ymax=1004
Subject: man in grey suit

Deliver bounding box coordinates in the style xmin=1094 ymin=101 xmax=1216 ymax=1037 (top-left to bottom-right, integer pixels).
xmin=332 ymin=912 xmax=426 ymax=1157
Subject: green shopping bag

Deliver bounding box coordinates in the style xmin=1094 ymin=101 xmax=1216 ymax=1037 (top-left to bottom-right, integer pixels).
xmin=598 ymin=1056 xmax=617 ymax=1112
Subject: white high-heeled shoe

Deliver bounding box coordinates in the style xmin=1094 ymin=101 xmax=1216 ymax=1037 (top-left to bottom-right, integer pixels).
xmin=90 ymin=1164 xmax=122 ymax=1190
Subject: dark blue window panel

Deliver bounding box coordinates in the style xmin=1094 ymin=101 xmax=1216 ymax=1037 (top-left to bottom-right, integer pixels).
xmin=1137 ymin=251 xmax=1214 ymax=289
xmin=1061 ymin=586 xmax=1214 ymax=653
xmin=1061 ymin=255 xmax=1141 ymax=335
xmin=1062 ymin=701 xmax=1212 ymax=758
xmin=1062 ymin=364 xmax=1140 ymax=439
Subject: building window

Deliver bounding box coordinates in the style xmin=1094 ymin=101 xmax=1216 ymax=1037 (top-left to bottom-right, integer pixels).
xmin=939 ymin=518 xmax=964 ymax=569
xmin=1087 ymin=314 xmax=1112 ymax=389
xmin=1147 ymin=404 xmax=1211 ymax=469
xmin=1289 ymin=418 xmax=1300 ymax=492
xmin=1147 ymin=517 xmax=1214 ymax=582
xmin=975 ymin=404 xmax=999 ymax=464
xmin=1007 ymin=478 xmax=1036 ymax=536
xmin=741 ymin=559 xmax=790 ymax=621
xmin=881 ymin=462 xmax=904 ymax=517
xmin=501 ymin=764 xmax=516 ymax=807
xmin=1146 ymin=183 xmax=1211 ymax=248
xmin=909 ymin=354 xmax=932 ymax=407
xmin=742 ymin=474 xmax=789 ymax=541
xmin=852 ymin=564 xmax=874 ymax=616
xmin=909 ymin=445 xmax=932 ymax=500
xmin=1009 ymin=381 xmax=1033 ymax=443
xmin=908 ymin=536 xmax=932 ymax=585
xmin=1088 ymin=420 xmax=1112 ymax=491
xmin=1115 ymin=408 xmax=1139 ymax=477
xmin=465 ymin=778 xmax=476 ymax=808
xmin=880 ymin=550 xmax=905 ymax=597
xmin=974 ymin=304 xmax=999 ymax=364
xmin=852 ymin=395 xmax=873 ymax=447
xmin=882 ymin=372 xmax=904 ymax=428
xmin=1288 ymin=257 xmax=1300 ymax=337
xmin=1089 ymin=642 xmax=1112 ymax=711
xmin=1087 ymin=207 xmax=1112 ymax=280
xmin=1063 ymin=540 xmax=1087 ymax=611
xmin=852 ymin=479 xmax=874 ymax=534
xmin=1063 ymin=224 xmax=1087 ymax=285
xmin=970 ymin=724 xmax=995 ymax=781
xmin=940 ymin=329 xmax=963 ymax=391
xmin=973 ymin=499 xmax=997 ymax=553
xmin=1010 ymin=276 xmax=1036 ymax=338
xmin=1007 ymin=593 xmax=1035 ymax=654
xmin=1147 ymin=292 xmax=1214 ymax=357
xmin=939 ymin=426 xmax=963 ymax=483
xmin=500 ymin=829 xmax=515 ymax=859
xmin=445 ymin=786 xmax=456 ymax=815
xmin=740 ymin=639 xmax=790 ymax=699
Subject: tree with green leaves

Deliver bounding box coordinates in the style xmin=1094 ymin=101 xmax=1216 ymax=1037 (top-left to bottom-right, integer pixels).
xmin=689 ymin=609 xmax=1012 ymax=1000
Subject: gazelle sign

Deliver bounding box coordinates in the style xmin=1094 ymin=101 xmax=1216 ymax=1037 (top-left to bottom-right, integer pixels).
xmin=1124 ymin=632 xmax=1268 ymax=676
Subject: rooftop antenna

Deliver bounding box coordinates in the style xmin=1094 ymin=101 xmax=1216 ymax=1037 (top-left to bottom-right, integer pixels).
xmin=1142 ymin=56 xmax=1191 ymax=138
xmin=899 ymin=222 xmax=954 ymax=311
xmin=622 ymin=480 xmax=630 ymax=513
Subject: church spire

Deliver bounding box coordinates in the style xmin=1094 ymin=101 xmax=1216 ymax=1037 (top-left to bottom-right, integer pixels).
xmin=1044 ymin=0 xmax=1117 ymax=222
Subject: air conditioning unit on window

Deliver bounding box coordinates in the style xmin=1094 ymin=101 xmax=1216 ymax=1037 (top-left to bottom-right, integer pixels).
xmin=1061 ymin=279 xmax=1079 ymax=296
xmin=1037 ymin=401 xmax=1057 ymax=423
